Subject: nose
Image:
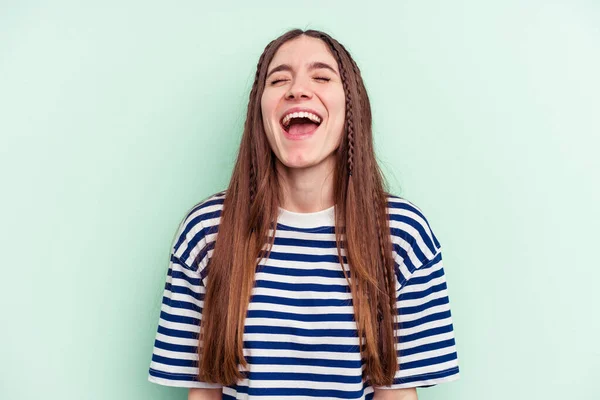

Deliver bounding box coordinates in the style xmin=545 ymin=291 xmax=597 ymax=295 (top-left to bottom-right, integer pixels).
xmin=285 ymin=76 xmax=312 ymax=100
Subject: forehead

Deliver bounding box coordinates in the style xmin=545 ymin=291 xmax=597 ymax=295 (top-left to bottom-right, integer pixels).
xmin=268 ymin=36 xmax=339 ymax=73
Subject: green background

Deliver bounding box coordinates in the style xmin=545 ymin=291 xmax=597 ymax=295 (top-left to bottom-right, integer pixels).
xmin=1 ymin=1 xmax=598 ymax=399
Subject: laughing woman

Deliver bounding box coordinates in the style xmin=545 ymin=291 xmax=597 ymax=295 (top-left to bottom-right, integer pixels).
xmin=148 ymin=29 xmax=460 ymax=400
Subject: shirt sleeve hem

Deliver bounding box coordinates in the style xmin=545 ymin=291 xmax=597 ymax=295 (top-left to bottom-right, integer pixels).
xmin=373 ymin=366 xmax=460 ymax=390
xmin=148 ymin=373 xmax=223 ymax=389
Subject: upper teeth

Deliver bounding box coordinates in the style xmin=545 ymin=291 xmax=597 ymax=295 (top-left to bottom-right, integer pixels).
xmin=282 ymin=111 xmax=322 ymax=127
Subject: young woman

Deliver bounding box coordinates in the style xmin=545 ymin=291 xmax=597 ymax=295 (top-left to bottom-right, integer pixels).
xmin=148 ymin=29 xmax=460 ymax=400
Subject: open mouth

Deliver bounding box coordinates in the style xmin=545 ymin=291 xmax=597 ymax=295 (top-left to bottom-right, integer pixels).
xmin=280 ymin=112 xmax=322 ymax=136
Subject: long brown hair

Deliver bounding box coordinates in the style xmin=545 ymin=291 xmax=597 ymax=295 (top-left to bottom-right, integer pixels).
xmin=199 ymin=28 xmax=398 ymax=386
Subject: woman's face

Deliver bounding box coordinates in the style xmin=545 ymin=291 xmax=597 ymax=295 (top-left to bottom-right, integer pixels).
xmin=261 ymin=35 xmax=346 ymax=171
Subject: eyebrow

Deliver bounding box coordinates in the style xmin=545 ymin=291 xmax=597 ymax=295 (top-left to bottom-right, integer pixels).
xmin=266 ymin=61 xmax=338 ymax=79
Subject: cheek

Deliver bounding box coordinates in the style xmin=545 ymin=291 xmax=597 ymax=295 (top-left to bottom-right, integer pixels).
xmin=261 ymin=93 xmax=279 ymax=130
xmin=328 ymin=95 xmax=346 ymax=139
xmin=260 ymin=96 xmax=269 ymax=124
xmin=261 ymin=88 xmax=281 ymax=111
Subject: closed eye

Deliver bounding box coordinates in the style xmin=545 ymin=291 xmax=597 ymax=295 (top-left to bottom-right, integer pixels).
xmin=270 ymin=77 xmax=330 ymax=85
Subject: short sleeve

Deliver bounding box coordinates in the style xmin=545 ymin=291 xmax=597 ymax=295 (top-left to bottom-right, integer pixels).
xmin=376 ymin=198 xmax=460 ymax=389
xmin=147 ymin=207 xmax=222 ymax=389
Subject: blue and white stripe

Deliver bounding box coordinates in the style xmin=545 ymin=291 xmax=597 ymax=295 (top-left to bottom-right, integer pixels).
xmin=148 ymin=191 xmax=459 ymax=398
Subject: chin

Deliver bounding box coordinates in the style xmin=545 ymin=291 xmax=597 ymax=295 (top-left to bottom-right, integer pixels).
xmin=278 ymin=152 xmax=317 ymax=169
xmin=276 ymin=147 xmax=338 ymax=170
xmin=281 ymin=159 xmax=315 ymax=170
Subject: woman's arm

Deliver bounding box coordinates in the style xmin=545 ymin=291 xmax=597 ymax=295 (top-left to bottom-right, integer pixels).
xmin=188 ymin=388 xmax=222 ymax=400
xmin=373 ymin=387 xmax=418 ymax=400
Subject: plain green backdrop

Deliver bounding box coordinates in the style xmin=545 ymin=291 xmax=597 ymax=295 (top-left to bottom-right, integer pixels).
xmin=1 ymin=1 xmax=598 ymax=399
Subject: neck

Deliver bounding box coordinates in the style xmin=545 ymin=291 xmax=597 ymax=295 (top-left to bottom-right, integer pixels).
xmin=276 ymin=156 xmax=336 ymax=213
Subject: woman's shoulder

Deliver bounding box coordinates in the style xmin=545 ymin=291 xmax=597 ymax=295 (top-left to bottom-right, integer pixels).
xmin=177 ymin=190 xmax=226 ymax=237
xmin=170 ymin=190 xmax=226 ymax=272
xmin=384 ymin=192 xmax=442 ymax=276
xmin=385 ymin=193 xmax=436 ymax=228
xmin=181 ymin=190 xmax=226 ymax=227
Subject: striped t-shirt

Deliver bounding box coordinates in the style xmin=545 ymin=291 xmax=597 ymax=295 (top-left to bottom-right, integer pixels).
xmin=148 ymin=191 xmax=459 ymax=398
